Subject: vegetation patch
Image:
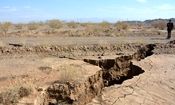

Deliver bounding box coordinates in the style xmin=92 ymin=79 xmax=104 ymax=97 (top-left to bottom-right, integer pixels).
xmin=0 ymin=86 xmax=32 ymax=105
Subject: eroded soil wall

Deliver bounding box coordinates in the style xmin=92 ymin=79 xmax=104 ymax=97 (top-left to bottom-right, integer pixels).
xmin=40 ymin=44 xmax=155 ymax=105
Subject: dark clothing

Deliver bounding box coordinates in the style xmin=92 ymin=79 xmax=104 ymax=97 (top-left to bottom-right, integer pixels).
xmin=167 ymin=22 xmax=174 ymax=31
xmin=167 ymin=22 xmax=174 ymax=39
xmin=167 ymin=30 xmax=171 ymax=39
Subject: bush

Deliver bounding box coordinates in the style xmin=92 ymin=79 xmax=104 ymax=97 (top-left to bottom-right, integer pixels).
xmin=0 ymin=22 xmax=12 ymax=35
xmin=67 ymin=21 xmax=79 ymax=28
xmin=99 ymin=21 xmax=111 ymax=28
xmin=47 ymin=19 xmax=63 ymax=29
xmin=0 ymin=86 xmax=31 ymax=105
xmin=15 ymin=24 xmax=23 ymax=30
xmin=114 ymin=21 xmax=129 ymax=31
xmin=27 ymin=22 xmax=39 ymax=31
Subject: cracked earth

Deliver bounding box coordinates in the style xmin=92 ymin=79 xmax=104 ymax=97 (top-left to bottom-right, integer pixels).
xmin=88 ymin=54 xmax=175 ymax=105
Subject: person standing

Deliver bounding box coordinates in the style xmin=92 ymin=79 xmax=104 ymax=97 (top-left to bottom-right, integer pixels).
xmin=167 ymin=19 xmax=174 ymax=39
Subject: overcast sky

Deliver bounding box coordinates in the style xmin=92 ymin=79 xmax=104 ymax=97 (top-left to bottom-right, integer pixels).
xmin=0 ymin=0 xmax=175 ymax=22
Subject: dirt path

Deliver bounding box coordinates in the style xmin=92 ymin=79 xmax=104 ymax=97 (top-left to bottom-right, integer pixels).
xmin=88 ymin=54 xmax=175 ymax=105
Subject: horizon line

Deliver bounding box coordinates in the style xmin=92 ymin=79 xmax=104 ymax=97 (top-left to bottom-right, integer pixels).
xmin=0 ymin=17 xmax=174 ymax=24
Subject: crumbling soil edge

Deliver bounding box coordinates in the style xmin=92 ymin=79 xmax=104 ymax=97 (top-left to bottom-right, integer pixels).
xmin=34 ymin=44 xmax=156 ymax=105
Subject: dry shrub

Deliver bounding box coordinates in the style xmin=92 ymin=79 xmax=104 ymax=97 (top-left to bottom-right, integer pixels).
xmin=15 ymin=24 xmax=23 ymax=30
xmin=58 ymin=64 xmax=83 ymax=82
xmin=67 ymin=21 xmax=79 ymax=28
xmin=114 ymin=21 xmax=129 ymax=31
xmin=80 ymin=22 xmax=96 ymax=27
xmin=0 ymin=22 xmax=12 ymax=35
xmin=0 ymin=86 xmax=32 ymax=105
xmin=47 ymin=19 xmax=63 ymax=29
xmin=80 ymin=22 xmax=113 ymax=36
xmin=151 ymin=20 xmax=166 ymax=30
xmin=82 ymin=24 xmax=100 ymax=36
xmin=27 ymin=22 xmax=39 ymax=31
xmin=38 ymin=66 xmax=52 ymax=74
xmin=99 ymin=21 xmax=111 ymax=28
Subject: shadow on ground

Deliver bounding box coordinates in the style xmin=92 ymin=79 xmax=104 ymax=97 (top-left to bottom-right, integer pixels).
xmin=109 ymin=65 xmax=144 ymax=85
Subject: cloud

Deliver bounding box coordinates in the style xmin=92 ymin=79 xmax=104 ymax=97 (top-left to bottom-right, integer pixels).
xmin=136 ymin=0 xmax=147 ymax=3
xmin=0 ymin=6 xmax=17 ymax=12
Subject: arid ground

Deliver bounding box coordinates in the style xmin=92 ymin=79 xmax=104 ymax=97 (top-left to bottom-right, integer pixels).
xmin=0 ymin=35 xmax=175 ymax=105
xmin=88 ymin=54 xmax=175 ymax=105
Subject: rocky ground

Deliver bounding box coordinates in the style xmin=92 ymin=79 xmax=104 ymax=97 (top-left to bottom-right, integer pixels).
xmin=0 ymin=36 xmax=175 ymax=105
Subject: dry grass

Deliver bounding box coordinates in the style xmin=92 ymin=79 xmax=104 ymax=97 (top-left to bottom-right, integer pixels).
xmin=46 ymin=19 xmax=63 ymax=29
xmin=27 ymin=22 xmax=39 ymax=31
xmin=58 ymin=64 xmax=84 ymax=82
xmin=0 ymin=71 xmax=44 ymax=105
xmin=0 ymin=86 xmax=32 ymax=105
xmin=67 ymin=21 xmax=80 ymax=28
xmin=0 ymin=22 xmax=12 ymax=36
xmin=38 ymin=66 xmax=53 ymax=74
xmin=114 ymin=21 xmax=129 ymax=31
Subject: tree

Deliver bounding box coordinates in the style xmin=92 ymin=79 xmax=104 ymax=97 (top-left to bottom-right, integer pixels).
xmin=0 ymin=22 xmax=12 ymax=35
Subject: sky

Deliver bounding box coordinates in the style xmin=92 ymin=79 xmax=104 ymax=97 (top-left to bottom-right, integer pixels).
xmin=0 ymin=0 xmax=175 ymax=23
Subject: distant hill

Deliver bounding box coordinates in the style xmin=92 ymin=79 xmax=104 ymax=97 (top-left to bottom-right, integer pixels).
xmin=123 ymin=21 xmax=143 ymax=24
xmin=144 ymin=18 xmax=175 ymax=24
xmin=123 ymin=18 xmax=175 ymax=25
